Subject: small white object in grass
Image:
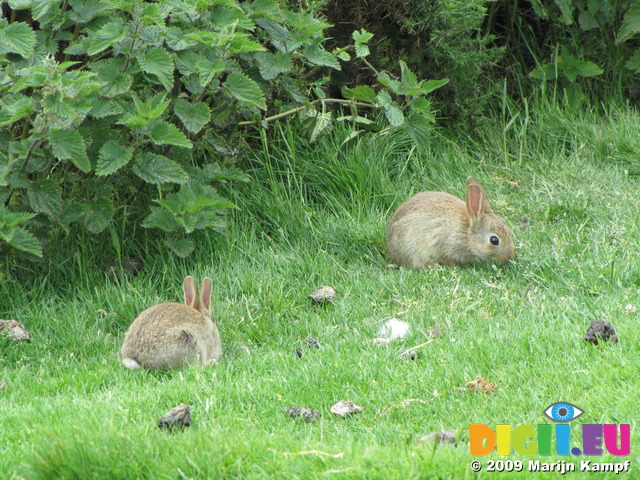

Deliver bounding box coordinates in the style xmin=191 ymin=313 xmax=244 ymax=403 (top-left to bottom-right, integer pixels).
xmin=625 ymin=304 xmax=636 ymax=315
xmin=377 ymin=318 xmax=410 ymax=340
xmin=330 ymin=400 xmax=364 ymax=417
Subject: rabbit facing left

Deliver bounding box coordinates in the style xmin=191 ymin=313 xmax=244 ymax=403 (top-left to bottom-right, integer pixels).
xmin=120 ymin=276 xmax=221 ymax=369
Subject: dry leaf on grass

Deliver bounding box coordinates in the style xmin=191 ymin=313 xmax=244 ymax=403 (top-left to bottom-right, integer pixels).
xmin=307 ymin=286 xmax=336 ymax=304
xmin=330 ymin=400 xmax=364 ymax=417
xmin=464 ymin=376 xmax=497 ymax=394
xmin=158 ymin=403 xmax=192 ymax=430
xmin=420 ymin=429 xmax=459 ymax=445
xmin=285 ymin=407 xmax=319 ymax=423
xmin=0 ymin=320 xmax=31 ymax=342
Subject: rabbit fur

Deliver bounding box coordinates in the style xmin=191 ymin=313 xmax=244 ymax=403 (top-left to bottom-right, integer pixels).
xmin=386 ymin=177 xmax=515 ymax=269
xmin=120 ymin=276 xmax=221 ymax=369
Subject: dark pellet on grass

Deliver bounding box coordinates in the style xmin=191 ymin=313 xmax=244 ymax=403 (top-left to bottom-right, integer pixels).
xmin=158 ymin=403 xmax=192 ymax=430
xmin=584 ymin=320 xmax=618 ymax=345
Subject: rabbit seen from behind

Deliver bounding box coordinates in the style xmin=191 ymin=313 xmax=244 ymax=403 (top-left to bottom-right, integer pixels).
xmin=386 ymin=177 xmax=515 ymax=269
xmin=121 ymin=276 xmax=221 ymax=369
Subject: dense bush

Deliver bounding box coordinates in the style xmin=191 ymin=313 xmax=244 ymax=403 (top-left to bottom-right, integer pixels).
xmin=0 ymin=0 xmax=445 ymax=258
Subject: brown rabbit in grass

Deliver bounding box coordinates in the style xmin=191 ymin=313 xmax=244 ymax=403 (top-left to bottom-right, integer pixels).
xmin=120 ymin=276 xmax=221 ymax=369
xmin=386 ymin=177 xmax=515 ymax=269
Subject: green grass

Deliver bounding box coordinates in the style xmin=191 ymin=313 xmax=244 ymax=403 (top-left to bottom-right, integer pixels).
xmin=1 ymin=97 xmax=639 ymax=479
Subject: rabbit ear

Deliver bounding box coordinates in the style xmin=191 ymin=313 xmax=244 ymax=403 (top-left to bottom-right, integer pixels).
xmin=200 ymin=277 xmax=212 ymax=311
xmin=183 ymin=276 xmax=197 ymax=308
xmin=466 ymin=177 xmax=493 ymax=220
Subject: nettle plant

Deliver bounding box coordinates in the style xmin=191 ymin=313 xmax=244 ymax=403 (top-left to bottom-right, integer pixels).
xmin=0 ymin=0 xmax=446 ymax=258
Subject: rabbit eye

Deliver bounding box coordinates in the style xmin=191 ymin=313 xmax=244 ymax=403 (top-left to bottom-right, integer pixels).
xmin=490 ymin=235 xmax=500 ymax=246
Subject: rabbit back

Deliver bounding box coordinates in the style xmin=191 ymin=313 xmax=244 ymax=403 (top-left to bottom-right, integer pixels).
xmin=387 ymin=191 xmax=472 ymax=268
xmin=121 ymin=302 xmax=221 ymax=369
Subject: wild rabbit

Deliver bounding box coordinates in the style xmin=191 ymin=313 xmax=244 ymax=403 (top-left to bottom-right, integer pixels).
xmin=120 ymin=276 xmax=221 ymax=369
xmin=386 ymin=177 xmax=515 ymax=269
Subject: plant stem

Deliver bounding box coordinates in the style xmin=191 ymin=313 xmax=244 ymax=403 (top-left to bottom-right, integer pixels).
xmin=238 ymin=98 xmax=376 ymax=126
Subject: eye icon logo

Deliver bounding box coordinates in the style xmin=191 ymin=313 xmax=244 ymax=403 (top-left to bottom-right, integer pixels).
xmin=544 ymin=402 xmax=584 ymax=422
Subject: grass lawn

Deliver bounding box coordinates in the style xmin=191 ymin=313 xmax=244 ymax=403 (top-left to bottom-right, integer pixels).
xmin=1 ymin=98 xmax=639 ymax=479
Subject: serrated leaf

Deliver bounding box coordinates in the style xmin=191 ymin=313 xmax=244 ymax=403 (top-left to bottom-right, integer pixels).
xmin=617 ymin=3 xmax=640 ymax=44
xmin=4 ymin=227 xmax=42 ymax=256
xmin=174 ymin=99 xmax=211 ymax=134
xmin=90 ymin=58 xmax=132 ymax=97
xmin=342 ymin=85 xmax=377 ymax=103
xmin=224 ymin=72 xmax=267 ymax=110
xmin=196 ymin=57 xmax=225 ymax=86
xmin=143 ymin=209 xmax=179 ymax=232
xmin=399 ymin=61 xmax=418 ymax=88
xmin=310 ymin=111 xmax=332 ymax=143
xmin=0 ymin=21 xmax=36 ymax=57
xmin=254 ymin=51 xmax=293 ymax=80
xmin=405 ymin=112 xmax=431 ymax=150
xmin=96 ymin=140 xmax=134 ymax=176
xmin=85 ymin=19 xmax=126 ymax=55
xmin=302 ymin=44 xmax=341 ymax=70
xmin=554 ymin=0 xmax=574 ymax=25
xmin=133 ymin=153 xmax=190 ymax=184
xmin=83 ymin=196 xmax=114 ymax=233
xmin=352 ymin=29 xmax=374 ymax=43
xmin=354 ymin=42 xmax=370 ymax=58
xmin=626 ymin=48 xmax=640 ymax=72
xmin=530 ymin=62 xmax=558 ymax=80
xmin=27 ymin=179 xmax=62 ymax=218
xmin=376 ymin=91 xmax=404 ymax=127
xmin=228 ymin=34 xmax=266 ymax=55
xmin=0 ymin=97 xmax=35 ymax=126
xmin=165 ymin=237 xmax=195 ymax=257
xmin=137 ymin=47 xmax=175 ymax=90
xmin=147 ymin=121 xmax=193 ymax=148
xmin=49 ymin=129 xmax=91 ymax=173
xmin=90 ymin=98 xmax=124 ymax=118
xmin=0 ymin=207 xmax=35 ymax=228
xmin=418 ymin=78 xmax=449 ymax=95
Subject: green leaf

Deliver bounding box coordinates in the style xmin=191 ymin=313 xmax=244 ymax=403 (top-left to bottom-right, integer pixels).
xmin=530 ymin=62 xmax=558 ymax=80
xmin=224 ymin=72 xmax=267 ymax=110
xmin=90 ymin=58 xmax=132 ymax=97
xmin=0 ymin=97 xmax=35 ymax=127
xmin=27 ymin=179 xmax=62 ymax=218
xmin=165 ymin=237 xmax=195 ymax=257
xmin=353 ymin=29 xmax=373 ymax=58
xmin=309 ymin=110 xmax=332 ymax=143
xmin=618 ymin=3 xmax=640 ymax=43
xmin=195 ymin=57 xmax=225 ymax=86
xmin=554 ymin=0 xmax=574 ymax=25
xmin=147 ymin=121 xmax=193 ymax=148
xmin=83 ymin=196 xmax=114 ymax=233
xmin=96 ymin=140 xmax=134 ymax=176
xmin=626 ymin=48 xmax=640 ymax=72
xmin=85 ymin=19 xmax=126 ymax=55
xmin=418 ymin=79 xmax=449 ymax=95
xmin=133 ymin=153 xmax=190 ymax=184
xmin=254 ymin=51 xmax=293 ymax=80
xmin=377 ymin=72 xmax=405 ymax=95
xmin=376 ymin=91 xmax=404 ymax=127
xmin=143 ymin=209 xmax=179 ymax=232
xmin=4 ymin=227 xmax=42 ymax=257
xmin=0 ymin=21 xmax=36 ymax=57
xmin=399 ymin=60 xmax=418 ymax=89
xmin=0 ymin=207 xmax=35 ymax=228
xmin=342 ymin=85 xmax=377 ymax=103
xmin=352 ymin=29 xmax=374 ymax=44
xmin=49 ymin=129 xmax=91 ymax=173
xmin=302 ymin=44 xmax=341 ymax=70
xmin=405 ymin=112 xmax=431 ymax=150
xmin=174 ymin=99 xmax=211 ymax=134
xmin=137 ymin=47 xmax=175 ymax=90
xmin=227 ymin=34 xmax=266 ymax=55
